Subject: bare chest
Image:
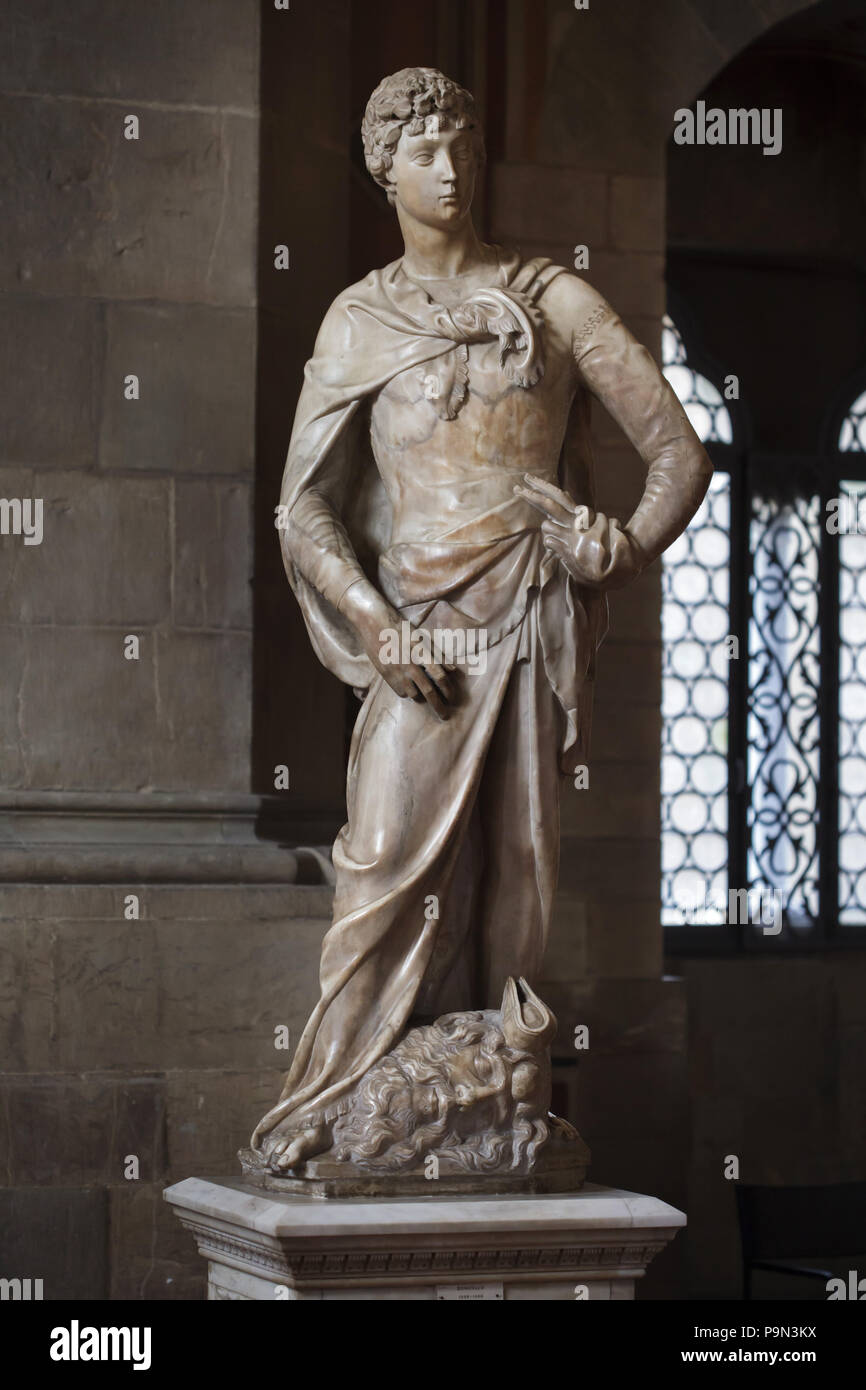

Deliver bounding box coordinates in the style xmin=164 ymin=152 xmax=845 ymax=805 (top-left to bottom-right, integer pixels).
xmin=369 ymin=335 xmax=575 ymax=464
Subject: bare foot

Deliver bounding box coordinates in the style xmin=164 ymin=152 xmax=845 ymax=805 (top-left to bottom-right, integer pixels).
xmin=267 ymin=1123 xmax=330 ymax=1172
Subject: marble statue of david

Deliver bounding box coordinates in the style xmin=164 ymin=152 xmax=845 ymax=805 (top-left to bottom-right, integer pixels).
xmin=249 ymin=67 xmax=711 ymax=1178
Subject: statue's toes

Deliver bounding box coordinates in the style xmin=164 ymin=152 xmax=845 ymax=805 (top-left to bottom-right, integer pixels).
xmin=263 ymin=1138 xmax=292 ymax=1171
xmin=266 ymin=1124 xmax=329 ymax=1172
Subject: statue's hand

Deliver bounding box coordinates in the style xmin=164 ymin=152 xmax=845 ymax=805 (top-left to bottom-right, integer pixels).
xmin=513 ymin=475 xmax=645 ymax=591
xmin=339 ymin=581 xmax=456 ymax=721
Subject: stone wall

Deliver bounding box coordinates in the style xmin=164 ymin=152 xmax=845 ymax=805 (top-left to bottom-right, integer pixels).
xmin=0 ymin=882 xmax=330 ymax=1298
xmin=0 ymin=0 xmax=299 ymax=1302
xmin=0 ymin=0 xmax=260 ymax=797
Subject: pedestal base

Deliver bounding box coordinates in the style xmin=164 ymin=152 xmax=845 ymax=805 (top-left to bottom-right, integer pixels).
xmin=237 ymin=1124 xmax=589 ymax=1197
xmin=164 ymin=1176 xmax=685 ymax=1301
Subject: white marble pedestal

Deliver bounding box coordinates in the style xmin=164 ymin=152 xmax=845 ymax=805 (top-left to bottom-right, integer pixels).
xmin=164 ymin=1177 xmax=685 ymax=1301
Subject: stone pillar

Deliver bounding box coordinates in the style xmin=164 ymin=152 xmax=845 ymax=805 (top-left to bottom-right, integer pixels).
xmin=0 ymin=0 xmax=346 ymax=1302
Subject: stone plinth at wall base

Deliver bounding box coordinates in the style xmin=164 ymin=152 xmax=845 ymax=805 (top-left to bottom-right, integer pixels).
xmin=164 ymin=1176 xmax=685 ymax=1301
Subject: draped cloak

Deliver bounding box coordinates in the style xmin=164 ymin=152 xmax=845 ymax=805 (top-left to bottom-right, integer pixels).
xmin=252 ymin=249 xmax=609 ymax=1151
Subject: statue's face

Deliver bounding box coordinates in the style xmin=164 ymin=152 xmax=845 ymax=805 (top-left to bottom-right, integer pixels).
xmin=388 ymin=118 xmax=477 ymax=230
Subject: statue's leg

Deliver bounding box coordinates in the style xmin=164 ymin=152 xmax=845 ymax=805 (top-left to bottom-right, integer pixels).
xmin=251 ymin=623 xmax=524 ymax=1159
xmin=409 ymin=790 xmax=483 ymax=1019
xmin=476 ymin=611 xmax=563 ymax=1007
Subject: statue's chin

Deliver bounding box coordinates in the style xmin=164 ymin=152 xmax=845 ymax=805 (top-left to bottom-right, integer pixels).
xmin=399 ymin=203 xmax=471 ymax=235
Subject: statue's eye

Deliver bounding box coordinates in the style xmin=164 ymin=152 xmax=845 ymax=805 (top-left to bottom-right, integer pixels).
xmin=413 ymin=153 xmax=434 ymax=165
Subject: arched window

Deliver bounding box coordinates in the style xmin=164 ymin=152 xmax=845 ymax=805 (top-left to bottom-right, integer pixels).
xmin=838 ymin=389 xmax=866 ymax=452
xmin=662 ymin=315 xmax=733 ymax=446
xmin=662 ymin=338 xmax=866 ymax=943
xmin=746 ymin=486 xmax=821 ymax=926
xmin=661 ymin=317 xmax=733 ymax=925
xmin=836 ymin=385 xmax=866 ymax=923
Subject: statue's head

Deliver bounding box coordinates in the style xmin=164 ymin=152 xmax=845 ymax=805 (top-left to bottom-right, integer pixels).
xmin=361 ymin=67 xmax=485 ymax=229
xmin=331 ymin=1007 xmax=551 ymax=1175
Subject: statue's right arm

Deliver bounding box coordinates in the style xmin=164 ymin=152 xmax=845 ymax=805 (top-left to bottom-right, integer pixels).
xmin=282 ymin=489 xmax=402 ymax=659
xmin=283 ymin=484 xmax=452 ymax=717
xmin=280 ymin=489 xmax=370 ymax=616
xmin=277 ymin=302 xmax=455 ymax=717
xmin=277 ymin=298 xmax=392 ymax=636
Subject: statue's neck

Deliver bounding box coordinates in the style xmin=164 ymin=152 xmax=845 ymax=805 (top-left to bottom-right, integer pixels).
xmin=397 ymin=211 xmax=493 ymax=282
xmin=399 ymin=225 xmax=502 ymax=304
xmin=399 ymin=253 xmax=504 ymax=307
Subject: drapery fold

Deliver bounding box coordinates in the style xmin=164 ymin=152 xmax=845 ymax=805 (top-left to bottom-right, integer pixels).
xmin=276 ymin=248 xmax=608 ymax=769
xmin=251 ymin=252 xmax=609 ymax=1154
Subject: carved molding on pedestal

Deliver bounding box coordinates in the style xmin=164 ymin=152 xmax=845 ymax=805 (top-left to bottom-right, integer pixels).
xmin=182 ymin=1214 xmax=669 ymax=1282
xmin=164 ymin=1176 xmax=686 ymax=1301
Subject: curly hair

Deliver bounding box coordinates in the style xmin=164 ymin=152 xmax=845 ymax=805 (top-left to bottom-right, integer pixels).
xmin=330 ymin=1009 xmax=549 ymax=1174
xmin=361 ymin=66 xmax=485 ymax=204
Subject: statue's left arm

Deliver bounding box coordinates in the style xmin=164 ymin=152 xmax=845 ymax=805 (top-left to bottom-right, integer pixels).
xmin=515 ymin=275 xmax=714 ymax=589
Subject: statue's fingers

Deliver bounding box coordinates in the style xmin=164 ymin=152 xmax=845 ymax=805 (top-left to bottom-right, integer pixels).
xmin=571 ymin=554 xmax=608 ymax=587
xmin=542 ymin=532 xmax=569 ymax=560
xmin=573 ymin=522 xmax=611 ymax=571
xmin=541 ymin=519 xmax=570 ymax=540
xmin=382 ymin=667 xmax=416 ymax=700
xmin=546 ymin=536 xmax=603 ymax=587
xmin=513 ymin=483 xmax=556 ymax=515
xmin=424 ymin=661 xmax=455 ymax=702
xmin=585 ymin=510 xmax=610 ymax=539
xmin=573 ymin=533 xmax=606 ymax=566
xmin=520 ymin=474 xmax=574 ymax=509
xmin=410 ymin=667 xmax=450 ymax=721
xmin=514 ymin=485 xmax=572 ymax=526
